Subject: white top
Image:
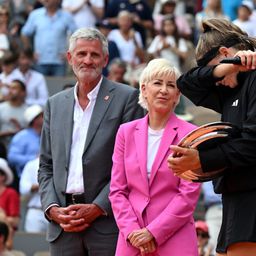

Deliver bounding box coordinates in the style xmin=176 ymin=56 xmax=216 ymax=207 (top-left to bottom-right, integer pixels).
xmin=66 ymin=77 xmax=102 ymax=193
xmin=62 ymin=0 xmax=104 ymax=28
xmin=0 ymin=34 xmax=9 ymax=50
xmin=19 ymin=157 xmax=41 ymax=208
xmin=108 ymin=29 xmax=143 ymax=65
xmin=147 ymin=35 xmax=188 ymax=71
xmin=233 ymin=18 xmax=256 ymax=37
xmin=0 ymin=101 xmax=28 ymax=132
xmin=147 ymin=127 xmax=164 ymax=178
xmin=12 ymin=68 xmax=49 ymax=106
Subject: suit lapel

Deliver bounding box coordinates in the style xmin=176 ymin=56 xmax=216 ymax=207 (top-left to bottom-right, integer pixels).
xmin=135 ymin=116 xmax=149 ymax=185
xmin=149 ymin=114 xmax=178 ymax=186
xmin=83 ymin=78 xmax=114 ymax=154
xmin=62 ymin=89 xmax=75 ymax=165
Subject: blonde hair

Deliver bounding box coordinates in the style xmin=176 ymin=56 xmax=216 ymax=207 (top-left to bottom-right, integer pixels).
xmin=138 ymin=58 xmax=180 ymax=109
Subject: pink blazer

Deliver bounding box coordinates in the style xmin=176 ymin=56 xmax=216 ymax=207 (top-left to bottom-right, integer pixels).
xmin=109 ymin=114 xmax=201 ymax=256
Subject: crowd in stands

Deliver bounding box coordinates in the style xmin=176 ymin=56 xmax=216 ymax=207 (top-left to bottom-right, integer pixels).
xmin=0 ymin=0 xmax=255 ymax=254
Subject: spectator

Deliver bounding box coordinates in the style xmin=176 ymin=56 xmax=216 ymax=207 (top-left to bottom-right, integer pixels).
xmin=62 ymin=0 xmax=104 ymax=29
xmin=12 ymin=48 xmax=49 ymax=106
xmin=0 ymin=51 xmax=19 ymax=102
xmin=104 ymin=0 xmax=154 ymax=47
xmin=8 ymin=16 xmax=25 ymax=53
xmin=0 ymin=6 xmax=10 ymax=55
xmin=0 ymin=158 xmax=19 ymax=232
xmin=21 ymin=0 xmax=77 ymax=76
xmin=233 ymin=0 xmax=256 ymax=37
xmin=107 ymin=58 xmax=128 ymax=84
xmin=147 ymin=15 xmax=193 ymax=122
xmin=0 ymin=79 xmax=27 ymax=148
xmin=96 ymin=19 xmax=120 ymax=76
xmin=195 ymin=220 xmax=214 ymax=256
xmin=8 ymin=104 xmax=43 ymax=178
xmin=108 ymin=10 xmax=144 ymax=68
xmin=195 ymin=0 xmax=229 ymax=42
xmin=19 ymin=156 xmax=47 ymax=233
xmin=153 ymin=0 xmax=192 ymax=40
xmin=148 ymin=15 xmax=188 ymax=71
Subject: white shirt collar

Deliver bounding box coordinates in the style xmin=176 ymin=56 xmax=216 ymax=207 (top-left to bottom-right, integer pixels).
xmin=73 ymin=76 xmax=103 ymax=105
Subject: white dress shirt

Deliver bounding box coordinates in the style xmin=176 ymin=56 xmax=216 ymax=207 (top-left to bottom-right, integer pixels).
xmin=66 ymin=78 xmax=102 ymax=193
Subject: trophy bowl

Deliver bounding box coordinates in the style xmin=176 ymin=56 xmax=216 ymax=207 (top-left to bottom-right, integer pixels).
xmin=175 ymin=122 xmax=235 ymax=182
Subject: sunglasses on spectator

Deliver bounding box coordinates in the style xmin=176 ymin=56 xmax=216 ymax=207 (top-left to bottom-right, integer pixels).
xmin=197 ymin=231 xmax=209 ymax=239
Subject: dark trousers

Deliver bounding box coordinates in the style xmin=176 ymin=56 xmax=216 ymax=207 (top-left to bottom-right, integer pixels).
xmin=50 ymin=227 xmax=118 ymax=256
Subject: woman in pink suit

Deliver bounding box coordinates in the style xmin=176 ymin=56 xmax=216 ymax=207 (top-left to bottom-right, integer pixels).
xmin=109 ymin=58 xmax=201 ymax=256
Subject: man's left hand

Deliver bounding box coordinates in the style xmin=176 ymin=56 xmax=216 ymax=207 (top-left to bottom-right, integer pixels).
xmin=66 ymin=203 xmax=104 ymax=224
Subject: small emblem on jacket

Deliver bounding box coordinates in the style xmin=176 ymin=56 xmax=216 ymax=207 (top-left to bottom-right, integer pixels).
xmin=104 ymin=95 xmax=109 ymax=101
xmin=232 ymin=99 xmax=239 ymax=106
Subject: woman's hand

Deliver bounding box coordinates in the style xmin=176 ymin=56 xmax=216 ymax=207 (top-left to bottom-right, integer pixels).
xmin=235 ymin=50 xmax=256 ymax=70
xmin=168 ymin=145 xmax=201 ymax=176
xmin=128 ymin=228 xmax=156 ymax=254
xmin=139 ymin=240 xmax=156 ymax=255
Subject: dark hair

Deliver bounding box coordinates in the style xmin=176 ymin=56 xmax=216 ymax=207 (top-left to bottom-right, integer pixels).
xmin=161 ymin=15 xmax=179 ymax=45
xmin=0 ymin=221 xmax=9 ymax=244
xmin=108 ymin=58 xmax=127 ymax=71
xmin=1 ymin=51 xmax=18 ymax=65
xmin=19 ymin=47 xmax=34 ymax=59
xmin=196 ymin=18 xmax=256 ymax=66
xmin=160 ymin=1 xmax=176 ymax=15
xmin=0 ymin=142 xmax=7 ymax=159
xmin=11 ymin=79 xmax=26 ymax=91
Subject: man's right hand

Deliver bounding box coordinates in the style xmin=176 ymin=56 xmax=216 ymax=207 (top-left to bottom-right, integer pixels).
xmin=48 ymin=206 xmax=89 ymax=232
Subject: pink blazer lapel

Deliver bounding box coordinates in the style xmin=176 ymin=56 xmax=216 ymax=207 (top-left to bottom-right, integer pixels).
xmin=134 ymin=116 xmax=149 ymax=185
xmin=149 ymin=114 xmax=178 ymax=186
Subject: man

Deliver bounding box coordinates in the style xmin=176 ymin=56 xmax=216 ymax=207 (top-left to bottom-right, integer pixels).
xmin=21 ymin=0 xmax=77 ymax=76
xmin=0 ymin=51 xmax=19 ymax=101
xmin=62 ymin=0 xmax=104 ymax=29
xmin=0 ymin=79 xmax=27 ymax=148
xmin=107 ymin=58 xmax=128 ymax=84
xmin=12 ymin=48 xmax=49 ymax=106
xmin=8 ymin=104 xmax=43 ymax=178
xmin=104 ymin=0 xmax=154 ymax=47
xmin=38 ymin=27 xmax=144 ymax=255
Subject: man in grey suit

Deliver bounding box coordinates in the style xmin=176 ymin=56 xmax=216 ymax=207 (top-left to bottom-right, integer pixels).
xmin=38 ymin=27 xmax=144 ymax=255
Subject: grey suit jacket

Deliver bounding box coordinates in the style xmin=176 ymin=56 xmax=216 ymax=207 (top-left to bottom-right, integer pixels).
xmin=38 ymin=77 xmax=144 ymax=242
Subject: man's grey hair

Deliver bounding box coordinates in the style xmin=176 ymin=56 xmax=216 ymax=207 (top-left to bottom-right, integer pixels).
xmin=139 ymin=58 xmax=181 ymax=110
xmin=69 ymin=27 xmax=109 ymax=55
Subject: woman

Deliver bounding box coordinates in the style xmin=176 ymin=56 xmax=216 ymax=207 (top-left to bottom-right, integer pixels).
xmin=107 ymin=10 xmax=144 ymax=67
xmin=0 ymin=158 xmax=19 ymax=250
xmin=148 ymin=15 xmax=188 ymax=72
xmin=168 ymin=18 xmax=256 ymax=256
xmin=109 ymin=58 xmax=201 ymax=256
xmin=195 ymin=0 xmax=229 ymax=42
